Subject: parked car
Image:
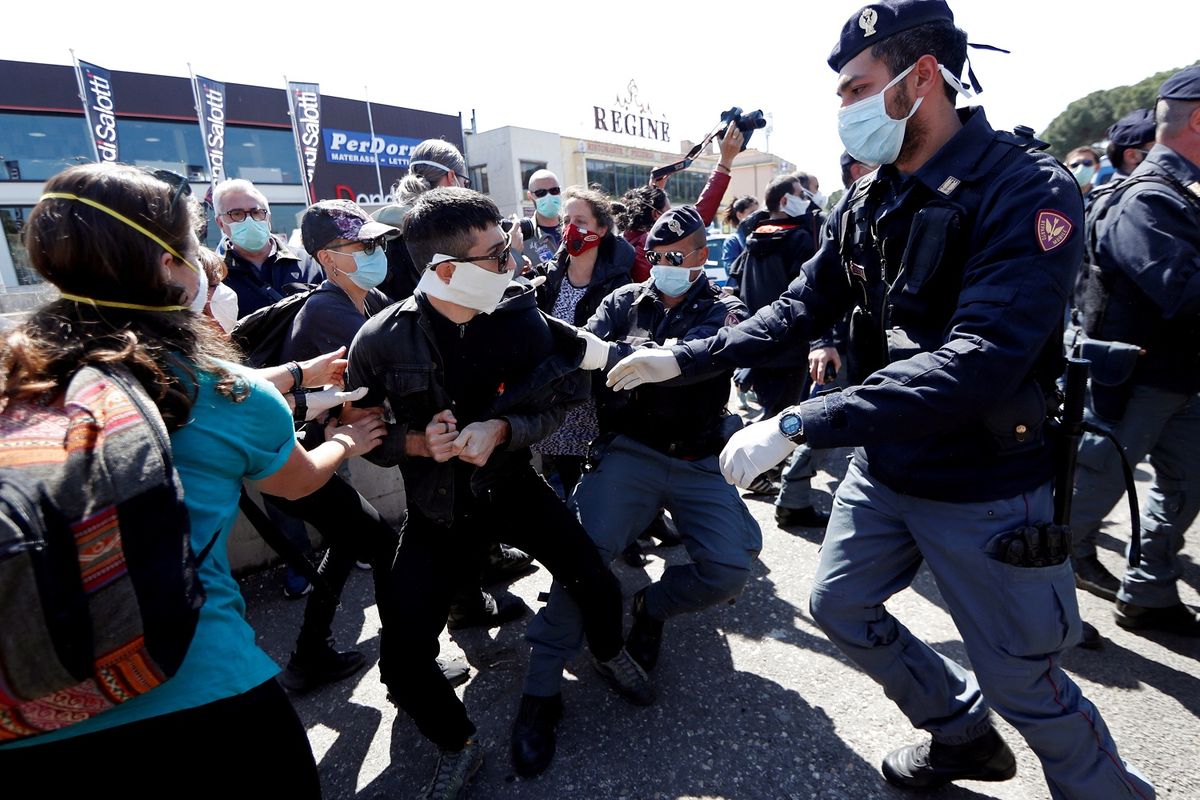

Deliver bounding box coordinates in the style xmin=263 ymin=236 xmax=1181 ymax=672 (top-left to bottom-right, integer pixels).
xmin=705 ymin=233 xmax=732 ymax=286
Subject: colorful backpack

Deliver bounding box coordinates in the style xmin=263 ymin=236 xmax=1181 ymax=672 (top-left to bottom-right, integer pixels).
xmin=0 ymin=365 xmax=210 ymax=741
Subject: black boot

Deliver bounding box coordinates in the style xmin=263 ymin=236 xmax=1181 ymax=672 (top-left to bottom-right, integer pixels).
xmin=511 ymin=693 xmax=563 ymax=778
xmin=881 ymin=726 xmax=1016 ymax=789
xmin=626 ymin=589 xmax=665 ymax=672
xmin=447 ymin=590 xmax=527 ymax=630
xmin=1073 ymin=554 xmax=1119 ymax=602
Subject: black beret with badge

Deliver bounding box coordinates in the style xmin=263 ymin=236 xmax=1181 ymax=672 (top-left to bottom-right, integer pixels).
xmin=646 ymin=205 xmax=704 ymax=249
xmin=828 ymin=0 xmax=955 ymax=72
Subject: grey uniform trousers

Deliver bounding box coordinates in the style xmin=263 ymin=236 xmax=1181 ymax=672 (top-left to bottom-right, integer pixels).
xmin=810 ymin=458 xmax=1153 ymax=800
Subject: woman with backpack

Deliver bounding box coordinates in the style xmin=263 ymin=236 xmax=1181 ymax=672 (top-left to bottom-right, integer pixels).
xmin=0 ymin=163 xmax=385 ymax=796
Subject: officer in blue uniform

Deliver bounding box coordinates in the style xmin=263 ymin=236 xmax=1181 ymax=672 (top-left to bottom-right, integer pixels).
xmin=606 ymin=2 xmax=1154 ymax=796
xmin=1070 ymin=66 xmax=1200 ymax=635
xmin=513 ymin=206 xmax=761 ymax=779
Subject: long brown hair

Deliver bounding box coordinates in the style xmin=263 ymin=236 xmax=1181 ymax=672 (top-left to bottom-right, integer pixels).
xmin=1 ymin=163 xmax=245 ymax=429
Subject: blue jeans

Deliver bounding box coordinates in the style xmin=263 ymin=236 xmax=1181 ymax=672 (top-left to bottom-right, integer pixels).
xmin=1071 ymin=385 xmax=1200 ymax=607
xmin=524 ymin=435 xmax=762 ymax=696
xmin=810 ymin=458 xmax=1152 ymax=799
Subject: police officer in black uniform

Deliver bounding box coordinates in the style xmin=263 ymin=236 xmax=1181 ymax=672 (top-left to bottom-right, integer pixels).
xmin=606 ymin=1 xmax=1154 ymax=795
xmin=1070 ymin=66 xmax=1200 ymax=635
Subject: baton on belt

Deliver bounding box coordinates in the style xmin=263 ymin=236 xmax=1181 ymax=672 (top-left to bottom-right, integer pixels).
xmin=1054 ymin=357 xmax=1142 ymax=567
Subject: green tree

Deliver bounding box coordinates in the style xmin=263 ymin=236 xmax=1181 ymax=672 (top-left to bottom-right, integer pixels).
xmin=1041 ymin=61 xmax=1199 ymax=159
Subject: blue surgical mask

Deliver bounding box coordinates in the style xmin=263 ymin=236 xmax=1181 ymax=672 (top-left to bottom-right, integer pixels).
xmin=837 ymin=63 xmax=923 ymax=166
xmin=650 ymin=265 xmax=697 ymax=297
xmin=229 ymin=216 xmax=271 ymax=252
xmin=1071 ymin=164 xmax=1096 ymax=187
xmin=342 ymin=247 xmax=388 ymax=290
xmin=535 ymin=194 xmax=562 ymax=219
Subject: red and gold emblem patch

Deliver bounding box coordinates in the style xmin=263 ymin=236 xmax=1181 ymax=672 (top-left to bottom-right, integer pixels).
xmin=1036 ymin=210 xmax=1073 ymax=252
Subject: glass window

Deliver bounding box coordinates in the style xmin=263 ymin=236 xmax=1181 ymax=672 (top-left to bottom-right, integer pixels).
xmin=0 ymin=112 xmax=92 ymax=181
xmin=1 ymin=206 xmax=41 ymax=286
xmin=117 ymin=119 xmax=211 ymax=180
xmin=469 ymin=164 xmax=489 ymax=195
xmin=519 ymin=160 xmax=546 ymax=192
xmin=225 ymin=127 xmax=301 ymax=184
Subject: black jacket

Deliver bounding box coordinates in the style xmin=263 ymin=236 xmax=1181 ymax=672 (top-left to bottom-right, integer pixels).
xmin=222 ymin=235 xmax=317 ymax=316
xmin=345 ymin=283 xmax=590 ymax=526
xmin=586 ymin=276 xmax=748 ymax=454
xmin=536 ymin=234 xmax=635 ymax=326
xmin=730 ymin=210 xmax=822 ymax=314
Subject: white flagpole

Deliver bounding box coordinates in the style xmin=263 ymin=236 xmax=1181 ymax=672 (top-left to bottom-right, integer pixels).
xmin=364 ymin=85 xmax=385 ymax=200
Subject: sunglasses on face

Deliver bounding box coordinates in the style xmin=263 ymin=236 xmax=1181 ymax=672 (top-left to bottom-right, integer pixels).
xmin=1069 ymin=159 xmax=1095 ymax=169
xmin=328 ymin=238 xmax=384 ymax=257
xmin=530 ymin=187 xmax=561 ymax=198
xmin=221 ymin=207 xmax=269 ymax=222
xmin=431 ymin=231 xmax=512 ymax=273
xmin=644 ymin=246 xmax=704 ymax=267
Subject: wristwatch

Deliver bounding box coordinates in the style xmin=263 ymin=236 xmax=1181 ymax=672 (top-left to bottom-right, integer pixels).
xmin=778 ymin=409 xmax=805 ymax=444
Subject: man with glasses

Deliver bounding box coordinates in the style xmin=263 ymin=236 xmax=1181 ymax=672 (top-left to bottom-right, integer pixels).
xmin=521 ymin=169 xmax=564 ymax=266
xmin=344 ymin=187 xmax=647 ymax=800
xmin=514 ymin=205 xmax=759 ymax=779
xmin=1066 ymin=145 xmax=1103 ymax=195
xmin=214 ymin=178 xmax=317 ymax=316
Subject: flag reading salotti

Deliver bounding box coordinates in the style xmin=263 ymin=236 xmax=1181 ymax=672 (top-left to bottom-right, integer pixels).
xmin=287 ymin=81 xmax=322 ymax=203
xmin=73 ymin=59 xmax=119 ymax=163
xmin=191 ymin=74 xmax=226 ymax=186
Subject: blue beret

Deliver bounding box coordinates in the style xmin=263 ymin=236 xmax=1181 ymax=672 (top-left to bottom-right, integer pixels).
xmin=1106 ymin=108 xmax=1155 ymax=148
xmin=646 ymin=205 xmax=704 ymax=248
xmin=1159 ymin=65 xmax=1200 ymax=101
xmin=828 ymin=0 xmax=955 ymax=72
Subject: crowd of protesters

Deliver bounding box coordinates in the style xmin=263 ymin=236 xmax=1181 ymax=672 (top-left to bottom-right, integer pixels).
xmin=2 ymin=2 xmax=1198 ymax=798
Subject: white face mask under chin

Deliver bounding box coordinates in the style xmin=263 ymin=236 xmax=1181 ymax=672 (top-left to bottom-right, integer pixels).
xmin=416 ymin=258 xmax=513 ymax=314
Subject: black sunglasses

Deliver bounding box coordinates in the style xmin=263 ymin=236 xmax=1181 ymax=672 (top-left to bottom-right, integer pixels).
xmin=1069 ymin=159 xmax=1095 ymax=168
xmin=148 ymin=168 xmax=192 ymax=207
xmin=456 ymin=172 xmax=472 ymax=189
xmin=531 ymin=187 xmax=561 ymax=198
xmin=328 ymin=238 xmax=385 ymax=257
xmin=644 ymin=246 xmax=704 ymax=267
xmin=430 ymin=231 xmax=512 ymax=273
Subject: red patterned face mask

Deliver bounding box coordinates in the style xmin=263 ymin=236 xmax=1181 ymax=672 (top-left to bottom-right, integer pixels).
xmin=563 ymin=223 xmax=602 ymax=256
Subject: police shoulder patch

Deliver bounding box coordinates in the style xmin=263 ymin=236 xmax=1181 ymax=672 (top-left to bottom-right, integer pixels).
xmin=1036 ymin=209 xmax=1073 ymax=252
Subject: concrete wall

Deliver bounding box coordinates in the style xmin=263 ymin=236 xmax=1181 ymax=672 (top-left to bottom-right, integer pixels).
xmin=465 ymin=127 xmax=564 ymax=218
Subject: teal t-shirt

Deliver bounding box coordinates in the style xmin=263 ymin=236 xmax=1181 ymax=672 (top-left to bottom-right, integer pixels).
xmin=8 ymin=362 xmax=295 ymax=746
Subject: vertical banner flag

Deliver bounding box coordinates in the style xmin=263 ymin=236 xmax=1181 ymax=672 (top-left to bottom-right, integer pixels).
xmin=191 ymin=72 xmax=227 ymax=187
xmin=287 ymin=81 xmax=322 ymax=203
xmin=72 ymin=57 xmax=119 ymax=163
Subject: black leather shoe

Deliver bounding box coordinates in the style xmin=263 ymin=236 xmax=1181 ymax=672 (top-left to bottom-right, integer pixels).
xmin=622 ymin=540 xmax=648 ymax=567
xmin=775 ymin=505 xmax=830 ymax=529
xmin=279 ymin=642 xmax=366 ymax=693
xmin=1073 ymin=554 xmax=1120 ymax=602
xmin=882 ymin=727 xmax=1016 ymax=789
xmin=481 ymin=543 xmax=535 ymax=585
xmin=511 ymin=693 xmax=563 ymax=778
xmin=626 ymin=589 xmax=665 ymax=672
xmin=1077 ymin=620 xmax=1103 ymax=650
xmin=639 ymin=512 xmax=683 ymax=547
xmin=447 ymin=591 xmax=528 ymax=630
xmin=1115 ymin=601 xmax=1200 ymax=636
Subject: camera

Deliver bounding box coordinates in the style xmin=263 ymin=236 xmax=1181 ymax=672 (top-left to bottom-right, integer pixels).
xmin=719 ymin=107 xmax=767 ymax=151
xmin=501 ymin=217 xmax=536 ymax=241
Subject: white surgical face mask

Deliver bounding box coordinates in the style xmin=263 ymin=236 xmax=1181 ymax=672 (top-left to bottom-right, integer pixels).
xmin=811 ymin=191 xmax=828 ymax=209
xmin=208 ymin=282 xmax=239 ymax=332
xmin=188 ymin=261 xmax=209 ymax=314
xmin=416 ymin=257 xmax=513 ymax=314
xmin=782 ymin=193 xmax=811 ymax=218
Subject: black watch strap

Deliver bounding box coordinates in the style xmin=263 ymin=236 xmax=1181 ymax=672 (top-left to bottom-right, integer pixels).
xmin=292 ymin=387 xmax=308 ymax=423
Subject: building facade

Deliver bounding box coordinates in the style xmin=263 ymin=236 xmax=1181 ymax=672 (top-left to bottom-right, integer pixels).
xmin=0 ymin=59 xmax=462 ymax=311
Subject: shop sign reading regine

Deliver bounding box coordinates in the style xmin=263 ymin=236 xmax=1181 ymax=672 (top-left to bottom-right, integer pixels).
xmin=593 ymin=80 xmax=670 ymax=144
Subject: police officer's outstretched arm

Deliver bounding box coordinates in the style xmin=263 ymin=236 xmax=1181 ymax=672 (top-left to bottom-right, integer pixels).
xmin=607 ymin=233 xmax=853 ymax=390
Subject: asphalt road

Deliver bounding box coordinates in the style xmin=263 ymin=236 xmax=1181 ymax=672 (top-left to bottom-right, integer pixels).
xmin=243 ymin=449 xmax=1200 ymax=800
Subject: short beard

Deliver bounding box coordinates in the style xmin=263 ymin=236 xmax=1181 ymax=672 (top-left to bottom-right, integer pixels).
xmin=888 ymin=83 xmax=925 ymax=166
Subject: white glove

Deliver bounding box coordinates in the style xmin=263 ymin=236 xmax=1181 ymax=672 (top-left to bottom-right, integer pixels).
xmin=605 ymin=348 xmax=683 ymax=391
xmin=578 ymin=329 xmax=611 ymax=371
xmin=302 ymin=386 xmax=368 ymax=421
xmin=719 ymin=414 xmax=799 ymax=488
